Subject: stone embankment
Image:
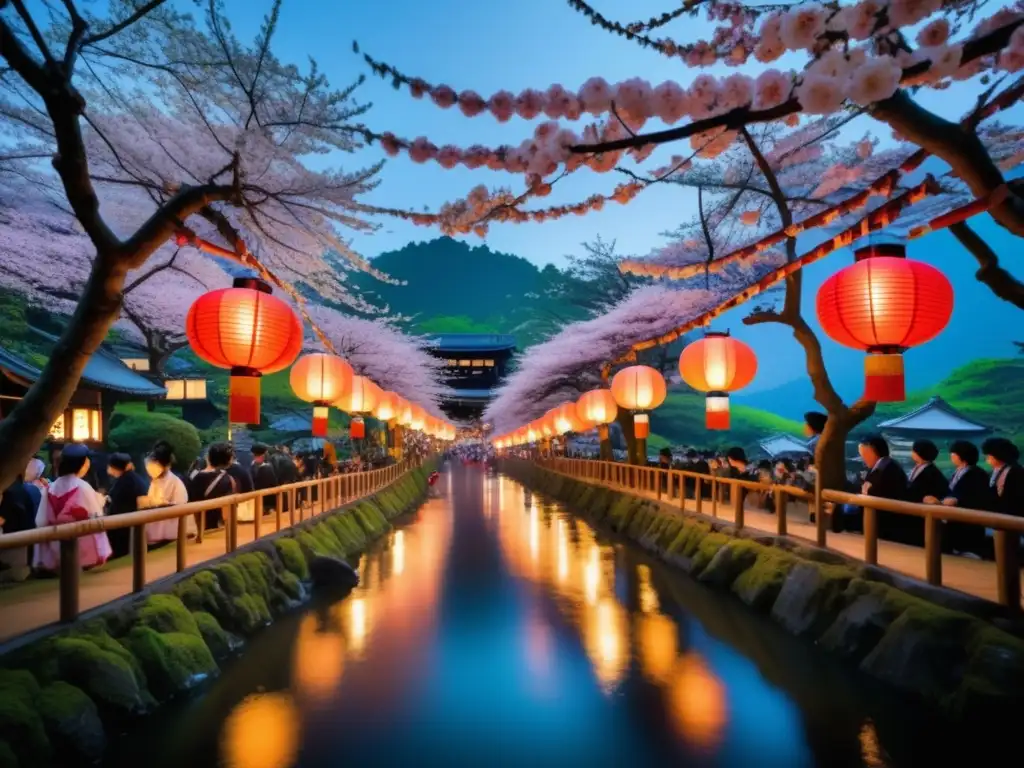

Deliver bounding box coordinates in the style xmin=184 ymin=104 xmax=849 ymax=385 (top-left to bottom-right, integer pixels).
xmin=0 ymin=464 xmax=434 ymax=767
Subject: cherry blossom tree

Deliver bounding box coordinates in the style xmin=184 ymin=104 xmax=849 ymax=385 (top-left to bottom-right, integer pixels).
xmin=306 ymin=305 xmax=452 ymax=417
xmin=0 ymin=0 xmax=391 ymax=489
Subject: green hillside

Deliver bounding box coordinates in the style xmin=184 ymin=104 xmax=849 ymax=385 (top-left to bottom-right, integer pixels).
xmin=650 ymin=388 xmax=805 ymax=450
xmin=867 ymin=357 xmax=1024 ymax=442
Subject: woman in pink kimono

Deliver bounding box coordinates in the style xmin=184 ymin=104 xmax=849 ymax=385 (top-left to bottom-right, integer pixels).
xmin=33 ymin=444 xmax=112 ymax=572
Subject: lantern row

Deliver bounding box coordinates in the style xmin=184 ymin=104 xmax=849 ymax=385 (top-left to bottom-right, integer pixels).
xmin=184 ymin=277 xmax=456 ymax=441
xmin=493 ymin=241 xmax=954 ymax=447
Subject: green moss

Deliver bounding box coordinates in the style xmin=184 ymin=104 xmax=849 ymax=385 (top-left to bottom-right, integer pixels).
xmin=192 ymin=612 xmax=233 ymax=659
xmin=0 ymin=670 xmax=39 ymax=699
xmin=214 ymin=563 xmax=247 ymax=597
xmin=276 ymin=571 xmax=304 ymax=602
xmin=173 ymin=571 xmax=223 ymax=615
xmin=699 ymin=539 xmax=763 ymax=587
xmin=135 ymin=595 xmax=201 ymax=639
xmin=732 ymin=549 xmax=800 ymax=612
xmin=122 ymin=627 xmax=217 ymax=700
xmin=689 ymin=532 xmax=730 ymax=575
xmin=35 ymin=681 xmax=105 ymax=762
xmin=0 ymin=679 xmax=48 ymax=768
xmin=235 ymin=552 xmax=274 ymax=600
xmin=232 ymin=594 xmax=271 ymax=634
xmin=43 ymin=637 xmax=150 ymax=716
xmin=275 ymin=538 xmax=310 ymax=580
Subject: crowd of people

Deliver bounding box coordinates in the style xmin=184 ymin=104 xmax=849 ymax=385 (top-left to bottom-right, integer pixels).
xmin=0 ymin=437 xmax=401 ymax=581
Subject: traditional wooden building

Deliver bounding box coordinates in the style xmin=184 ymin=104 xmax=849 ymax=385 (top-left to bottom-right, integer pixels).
xmin=758 ymin=433 xmax=813 ymax=460
xmin=428 ymin=334 xmax=516 ymax=422
xmin=0 ymin=341 xmax=166 ymax=450
xmin=877 ymin=395 xmax=992 ymax=466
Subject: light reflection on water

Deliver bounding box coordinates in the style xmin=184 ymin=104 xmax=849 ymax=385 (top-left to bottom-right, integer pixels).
xmin=114 ymin=467 xmax=971 ymax=768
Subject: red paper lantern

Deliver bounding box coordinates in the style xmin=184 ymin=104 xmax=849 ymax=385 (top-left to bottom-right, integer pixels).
xmin=611 ymin=365 xmax=666 ymax=442
xmin=186 ymin=278 xmax=302 ymax=424
xmin=576 ymin=389 xmax=618 ymax=426
xmin=679 ymin=332 xmax=757 ymax=430
xmin=290 ymin=353 xmax=354 ymax=437
xmin=350 ymin=416 xmax=365 ymax=440
xmin=816 ymin=243 xmax=953 ymax=402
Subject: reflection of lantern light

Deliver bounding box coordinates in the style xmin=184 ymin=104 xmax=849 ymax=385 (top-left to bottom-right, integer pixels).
xmin=349 ymin=597 xmax=367 ymax=655
xmin=816 ymin=243 xmax=953 ymax=402
xmin=392 ymin=530 xmax=405 ymax=576
xmin=679 ymin=332 xmax=757 ymax=430
xmin=290 ymin=353 xmax=354 ymax=437
xmin=187 ymin=278 xmax=303 ymax=423
xmin=291 ymin=614 xmax=345 ymax=704
xmin=583 ymin=545 xmax=600 ymax=606
xmin=637 ymin=565 xmax=659 ymax=614
xmin=220 ymin=692 xmax=300 ymax=768
xmin=669 ymin=653 xmax=728 ymax=751
xmin=556 ymin=518 xmax=568 ymax=583
xmin=611 ymin=365 xmax=666 ymax=440
xmin=585 ymin=598 xmax=626 ymax=692
xmin=638 ymin=613 xmax=678 ymax=685
xmin=529 ymin=503 xmax=539 ymax=561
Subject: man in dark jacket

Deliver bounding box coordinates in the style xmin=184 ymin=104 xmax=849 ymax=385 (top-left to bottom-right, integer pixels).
xmin=928 ymin=440 xmax=992 ymax=558
xmin=105 ymin=453 xmax=149 ymax=558
xmin=855 ymin=434 xmax=907 ymax=537
xmin=902 ymin=439 xmax=948 ymax=546
xmin=250 ymin=443 xmax=278 ymax=513
xmin=189 ymin=443 xmax=238 ymax=530
xmin=983 ymin=437 xmax=1024 ymax=519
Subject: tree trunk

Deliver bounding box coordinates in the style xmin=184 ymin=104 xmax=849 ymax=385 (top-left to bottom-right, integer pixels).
xmin=815 ymin=417 xmax=850 ymax=493
xmin=0 ymin=254 xmax=126 ymax=491
xmin=615 ymin=409 xmax=641 ymax=465
xmin=598 ymin=424 xmax=612 ymax=461
xmin=948 ymin=221 xmax=1024 ymax=310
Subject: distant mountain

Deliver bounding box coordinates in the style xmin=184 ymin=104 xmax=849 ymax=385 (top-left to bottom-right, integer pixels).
xmin=348 ymin=237 xmax=582 ymax=346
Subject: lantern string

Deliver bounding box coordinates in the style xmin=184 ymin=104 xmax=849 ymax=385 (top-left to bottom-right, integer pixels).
xmin=597 ymin=175 xmax=993 ymax=379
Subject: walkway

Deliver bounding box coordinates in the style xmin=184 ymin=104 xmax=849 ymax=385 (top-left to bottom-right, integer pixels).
xmin=1 ymin=509 xmax=301 ymax=643
xmin=549 ymin=467 xmax=1021 ymax=607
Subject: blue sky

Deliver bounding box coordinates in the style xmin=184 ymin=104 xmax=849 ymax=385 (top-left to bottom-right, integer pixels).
xmin=225 ymin=0 xmax=1021 ymax=394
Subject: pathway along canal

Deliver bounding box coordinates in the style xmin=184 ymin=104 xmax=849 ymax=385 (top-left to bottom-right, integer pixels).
xmin=109 ymin=465 xmax=981 ymax=767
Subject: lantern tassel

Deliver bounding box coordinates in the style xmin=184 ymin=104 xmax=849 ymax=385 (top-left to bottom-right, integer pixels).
xmin=706 ymin=394 xmax=730 ymax=430
xmin=229 ymin=371 xmax=261 ymax=425
xmin=634 ymin=413 xmax=650 ymax=439
xmin=864 ymin=353 xmax=905 ymax=402
xmin=312 ymin=405 xmax=329 ymax=437
xmin=350 ymin=416 xmax=366 ymax=440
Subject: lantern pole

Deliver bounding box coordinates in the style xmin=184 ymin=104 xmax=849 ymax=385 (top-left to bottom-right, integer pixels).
xmin=597 ymin=424 xmax=612 ymax=461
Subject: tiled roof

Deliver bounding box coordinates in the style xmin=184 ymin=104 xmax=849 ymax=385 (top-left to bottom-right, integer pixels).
xmin=877 ymin=396 xmax=990 ymax=434
xmin=429 ymin=334 xmax=516 ymax=353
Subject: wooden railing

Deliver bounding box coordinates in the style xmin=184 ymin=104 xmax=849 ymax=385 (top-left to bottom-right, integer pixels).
xmin=0 ymin=461 xmax=417 ymax=625
xmin=533 ymin=457 xmax=1024 ymax=610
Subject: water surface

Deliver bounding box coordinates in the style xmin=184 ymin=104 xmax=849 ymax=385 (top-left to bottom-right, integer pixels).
xmin=110 ymin=466 xmax=974 ymax=767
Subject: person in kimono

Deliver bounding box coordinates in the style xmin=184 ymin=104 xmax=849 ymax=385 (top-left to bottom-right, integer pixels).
xmin=142 ymin=440 xmax=195 ymax=546
xmin=982 ymin=438 xmax=1024 ymax=519
xmin=32 ymin=443 xmax=112 ymax=572
xmin=924 ymin=440 xmax=992 ymax=558
xmin=105 ymin=453 xmax=149 ymax=559
xmin=902 ymin=439 xmax=949 ymax=546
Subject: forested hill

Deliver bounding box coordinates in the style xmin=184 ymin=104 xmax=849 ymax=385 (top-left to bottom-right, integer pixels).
xmin=348 ymin=237 xmax=584 ymax=346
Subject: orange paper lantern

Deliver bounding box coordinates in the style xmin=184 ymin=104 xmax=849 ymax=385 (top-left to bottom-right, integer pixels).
xmin=554 ymin=402 xmax=585 ymax=434
xmin=610 ymin=365 xmax=667 ymax=412
xmin=335 ymin=375 xmax=380 ymax=414
xmin=374 ymin=391 xmax=401 ymax=422
xmin=576 ymin=389 xmax=618 ymax=426
xmin=817 ymin=243 xmax=953 ymax=402
xmin=290 ymin=353 xmax=354 ymax=437
xmin=679 ymin=332 xmax=757 ymax=430
xmin=186 ymin=278 xmax=302 ymax=424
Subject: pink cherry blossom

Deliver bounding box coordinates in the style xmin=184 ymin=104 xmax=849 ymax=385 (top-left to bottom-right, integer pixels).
xmin=917 ymin=18 xmax=950 ymax=47
xmin=436 ymin=145 xmax=462 ymax=169
xmin=795 ymin=73 xmax=846 ymax=114
xmin=430 ymin=85 xmax=457 ymax=109
xmin=579 ymin=77 xmax=614 ymax=115
xmin=719 ymin=73 xmax=755 ymax=110
xmin=848 ymin=55 xmax=902 ymax=106
xmin=922 ymin=44 xmax=964 ymax=80
xmin=488 ymin=90 xmax=516 ymax=122
xmin=543 ymin=84 xmax=573 ymax=119
xmin=753 ymin=69 xmax=793 ymax=110
xmin=848 ymin=0 xmax=883 ymax=40
xmin=779 ymin=3 xmax=827 ymax=51
xmin=461 ymin=145 xmax=491 ymax=169
xmin=614 ymin=78 xmax=654 ymax=122
xmin=408 ymin=137 xmax=438 ymax=164
xmin=458 ymin=90 xmax=487 ymax=117
xmin=515 ymin=89 xmax=546 ymax=120
xmin=380 ymin=132 xmax=402 ymax=156
xmin=689 ymin=74 xmax=720 ymax=110
xmin=651 ymin=81 xmax=689 ymax=124
xmin=857 ymin=139 xmax=874 ymax=159
xmin=999 ymin=26 xmax=1024 ymax=73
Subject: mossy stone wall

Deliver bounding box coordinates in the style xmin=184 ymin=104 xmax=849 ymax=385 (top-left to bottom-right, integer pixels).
xmin=0 ymin=464 xmax=433 ymax=767
xmin=506 ymin=461 xmax=1024 ymax=727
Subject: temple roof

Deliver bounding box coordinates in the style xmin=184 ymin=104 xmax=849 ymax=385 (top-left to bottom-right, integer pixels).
xmin=877 ymin=396 xmax=991 ymax=435
xmin=0 ymin=338 xmax=166 ymax=398
xmin=429 ymin=334 xmax=516 ymax=353
xmin=759 ymin=433 xmax=812 ymax=458
xmin=446 ymin=388 xmax=494 ymax=401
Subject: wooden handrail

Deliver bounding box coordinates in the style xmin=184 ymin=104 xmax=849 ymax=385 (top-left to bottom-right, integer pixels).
xmin=527 ymin=455 xmax=1022 ymax=610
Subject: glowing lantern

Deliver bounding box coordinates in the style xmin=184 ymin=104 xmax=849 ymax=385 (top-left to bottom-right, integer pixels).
xmin=186 ymin=278 xmax=302 ymax=424
xmin=678 ymin=332 xmax=757 ymax=430
xmin=289 ymin=353 xmax=353 ymax=437
xmin=554 ymin=402 xmax=585 ymax=434
xmin=409 ymin=405 xmax=426 ymax=432
xmin=576 ymin=389 xmax=618 ymax=426
xmin=374 ymin=391 xmax=401 ymax=422
xmin=540 ymin=408 xmax=559 ymax=438
xmin=526 ymin=423 xmax=540 ymax=443
xmin=816 ymin=243 xmax=953 ymax=402
xmin=610 ymin=365 xmax=666 ymax=439
xmin=396 ymin=399 xmax=414 ymax=427
xmin=336 ymin=375 xmax=379 ymax=441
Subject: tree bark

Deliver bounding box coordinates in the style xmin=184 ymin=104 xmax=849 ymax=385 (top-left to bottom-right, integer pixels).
xmin=0 ymin=253 xmax=127 ymax=490
xmin=615 ymin=409 xmax=640 ymax=465
xmin=948 ymin=221 xmax=1024 ymax=310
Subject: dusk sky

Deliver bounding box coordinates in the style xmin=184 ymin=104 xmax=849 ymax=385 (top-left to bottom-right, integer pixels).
xmin=219 ymin=2 xmax=1024 ymax=393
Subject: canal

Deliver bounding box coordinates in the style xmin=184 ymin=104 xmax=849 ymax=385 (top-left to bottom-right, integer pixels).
xmin=109 ymin=465 xmax=972 ymax=767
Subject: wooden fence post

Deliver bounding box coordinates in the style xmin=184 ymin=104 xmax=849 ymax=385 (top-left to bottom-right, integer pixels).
xmin=924 ymin=513 xmax=942 ymax=586
xmin=177 ymin=517 xmax=188 ymax=573
xmin=863 ymin=507 xmax=878 ymax=565
xmin=732 ymin=484 xmax=744 ymax=530
xmin=59 ymin=539 xmax=79 ymax=623
xmin=227 ymin=504 xmax=238 ymax=553
xmin=775 ymin=488 xmax=787 ymax=537
xmin=994 ymin=529 xmax=1021 ymax=611
xmin=131 ymin=525 xmax=146 ymax=593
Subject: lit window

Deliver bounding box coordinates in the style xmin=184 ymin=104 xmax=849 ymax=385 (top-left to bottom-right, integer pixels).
xmin=186 ymin=379 xmax=207 ymax=400
xmin=49 ymin=413 xmax=65 ymax=440
xmin=165 ymin=380 xmax=185 ymax=400
xmin=484 ymin=359 xmax=495 ymax=367
xmin=472 ymin=359 xmax=485 ymax=367
xmin=70 ymin=408 xmax=101 ymax=441
xmin=458 ymin=359 xmax=471 ymax=367
xmin=122 ymin=357 xmax=150 ymax=372
xmin=447 ymin=359 xmax=457 ymax=366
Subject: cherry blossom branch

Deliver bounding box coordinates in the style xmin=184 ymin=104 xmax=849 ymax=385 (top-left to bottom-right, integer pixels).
xmin=948 ymin=220 xmax=1024 ymax=310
